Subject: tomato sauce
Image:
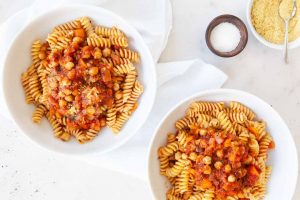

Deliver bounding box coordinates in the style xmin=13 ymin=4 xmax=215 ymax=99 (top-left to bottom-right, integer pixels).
xmin=47 ymin=33 xmax=115 ymax=131
xmin=185 ymin=127 xmax=260 ymax=199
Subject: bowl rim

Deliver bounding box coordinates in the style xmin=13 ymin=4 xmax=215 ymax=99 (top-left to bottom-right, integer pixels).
xmin=205 ymin=14 xmax=248 ymax=57
xmin=1 ymin=4 xmax=157 ymax=155
xmin=147 ymin=88 xmax=298 ymax=199
xmin=246 ymin=0 xmax=300 ymax=50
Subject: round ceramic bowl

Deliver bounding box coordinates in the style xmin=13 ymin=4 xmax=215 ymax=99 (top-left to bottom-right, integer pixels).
xmin=247 ymin=0 xmax=300 ymax=49
xmin=2 ymin=5 xmax=157 ymax=155
xmin=148 ymin=89 xmax=298 ymax=200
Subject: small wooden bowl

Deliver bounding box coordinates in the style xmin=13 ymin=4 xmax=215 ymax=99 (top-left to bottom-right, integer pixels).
xmin=205 ymin=14 xmax=248 ymax=57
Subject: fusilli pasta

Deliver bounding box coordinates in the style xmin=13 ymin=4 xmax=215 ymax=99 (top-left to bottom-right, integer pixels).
xmin=158 ymin=101 xmax=274 ymax=200
xmin=21 ymin=17 xmax=143 ymax=143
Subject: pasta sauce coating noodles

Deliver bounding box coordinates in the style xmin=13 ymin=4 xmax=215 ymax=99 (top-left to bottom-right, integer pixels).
xmin=158 ymin=101 xmax=275 ymax=200
xmin=21 ymin=17 xmax=143 ymax=143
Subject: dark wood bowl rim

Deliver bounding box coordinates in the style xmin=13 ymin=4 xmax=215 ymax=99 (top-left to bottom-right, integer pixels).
xmin=205 ymin=14 xmax=248 ymax=58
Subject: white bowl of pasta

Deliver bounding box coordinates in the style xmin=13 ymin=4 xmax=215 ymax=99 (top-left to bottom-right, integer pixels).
xmin=2 ymin=5 xmax=156 ymax=154
xmin=148 ymin=89 xmax=298 ymax=200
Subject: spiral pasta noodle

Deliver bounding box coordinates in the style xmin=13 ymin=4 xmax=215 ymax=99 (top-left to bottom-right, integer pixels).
xmin=258 ymin=134 xmax=272 ymax=160
xmin=216 ymin=110 xmax=236 ymax=135
xmin=114 ymin=48 xmax=140 ymax=63
xmin=87 ymin=37 xmax=111 ymax=48
xmin=230 ymin=101 xmax=256 ymax=120
xmin=32 ymin=104 xmax=47 ymax=123
xmin=21 ymin=17 xmax=143 ymax=143
xmin=247 ymin=121 xmax=267 ymax=141
xmin=79 ymin=17 xmax=95 ymax=37
xmin=190 ymin=101 xmax=224 ymax=112
xmin=70 ymin=129 xmax=87 ymax=144
xmin=28 ymin=74 xmax=42 ymax=102
xmin=167 ymin=133 xmax=177 ymax=144
xmin=86 ymin=128 xmax=99 ymax=141
xmin=122 ymin=70 xmax=137 ymax=103
xmin=21 ymin=72 xmax=34 ymax=104
xmin=158 ymin=101 xmax=274 ymax=200
xmin=31 ymin=40 xmax=42 ymax=68
xmin=53 ymin=20 xmax=81 ymax=31
xmin=110 ymin=36 xmax=128 ymax=47
xmin=122 ymin=81 xmax=143 ymax=112
xmin=111 ymin=112 xmax=130 ymax=133
xmin=106 ymin=106 xmax=117 ymax=127
xmin=175 ymin=167 xmax=191 ymax=194
xmin=227 ymin=111 xmax=247 ymax=124
xmin=175 ymin=117 xmax=197 ymax=130
xmin=188 ymin=193 xmax=203 ymax=200
xmin=166 ymin=158 xmax=189 ymax=177
xmin=95 ymin=26 xmax=124 ymax=37
xmin=113 ymin=63 xmax=135 ymax=75
xmin=47 ymin=113 xmax=70 ymax=141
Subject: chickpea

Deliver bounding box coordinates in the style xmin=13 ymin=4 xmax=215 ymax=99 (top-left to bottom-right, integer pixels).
xmin=203 ymin=165 xmax=212 ymax=175
xmin=189 ymin=152 xmax=197 ymax=161
xmin=199 ymin=128 xmax=207 ymax=136
xmin=62 ymin=77 xmax=71 ymax=86
xmin=227 ymin=174 xmax=236 ymax=182
xmin=214 ymin=161 xmax=223 ymax=170
xmin=65 ymin=62 xmax=74 ymax=70
xmin=115 ymin=91 xmax=123 ymax=99
xmin=58 ymin=91 xmax=65 ymax=98
xmin=89 ymin=67 xmax=99 ymax=76
xmin=216 ymin=150 xmax=224 ymax=158
xmin=202 ymin=156 xmax=212 ymax=165
xmin=102 ymin=48 xmax=111 ymax=57
xmin=224 ymin=164 xmax=232 ymax=173
xmin=59 ymin=99 xmax=67 ymax=107
xmin=86 ymin=106 xmax=96 ymax=115
xmin=175 ymin=152 xmax=182 ymax=160
xmin=87 ymin=115 xmax=95 ymax=120
xmin=113 ymin=83 xmax=120 ymax=91
xmin=65 ymin=95 xmax=74 ymax=102
xmin=38 ymin=52 xmax=46 ymax=60
xmin=94 ymin=48 xmax=102 ymax=59
xmin=73 ymin=36 xmax=83 ymax=44
xmin=181 ymin=153 xmax=188 ymax=159
xmin=64 ymin=89 xmax=72 ymax=95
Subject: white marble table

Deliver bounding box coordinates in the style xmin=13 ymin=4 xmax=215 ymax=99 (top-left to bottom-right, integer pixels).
xmin=0 ymin=0 xmax=299 ymax=199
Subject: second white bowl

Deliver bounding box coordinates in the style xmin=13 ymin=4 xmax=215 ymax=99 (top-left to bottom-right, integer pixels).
xmin=247 ymin=0 xmax=300 ymax=50
xmin=148 ymin=89 xmax=298 ymax=200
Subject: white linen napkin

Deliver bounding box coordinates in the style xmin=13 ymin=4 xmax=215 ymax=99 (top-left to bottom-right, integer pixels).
xmin=0 ymin=0 xmax=227 ymax=180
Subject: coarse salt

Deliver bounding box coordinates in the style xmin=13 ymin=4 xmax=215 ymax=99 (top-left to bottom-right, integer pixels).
xmin=210 ymin=22 xmax=241 ymax=52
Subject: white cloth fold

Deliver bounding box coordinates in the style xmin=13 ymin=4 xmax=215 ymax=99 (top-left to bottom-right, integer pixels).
xmin=0 ymin=0 xmax=227 ymax=181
